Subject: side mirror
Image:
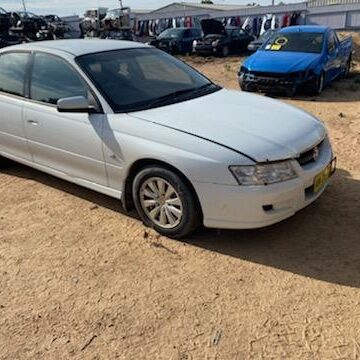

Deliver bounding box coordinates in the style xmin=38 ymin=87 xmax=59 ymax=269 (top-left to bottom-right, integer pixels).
xmin=57 ymin=96 xmax=94 ymax=113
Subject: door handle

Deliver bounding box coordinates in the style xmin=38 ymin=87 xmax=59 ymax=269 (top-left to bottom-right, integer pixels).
xmin=27 ymin=120 xmax=39 ymax=125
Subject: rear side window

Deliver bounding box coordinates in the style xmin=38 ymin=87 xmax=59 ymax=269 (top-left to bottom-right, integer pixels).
xmin=0 ymin=52 xmax=29 ymax=97
xmin=30 ymin=53 xmax=87 ymax=105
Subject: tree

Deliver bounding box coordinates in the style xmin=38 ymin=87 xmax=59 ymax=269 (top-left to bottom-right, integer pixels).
xmin=201 ymin=0 xmax=214 ymax=4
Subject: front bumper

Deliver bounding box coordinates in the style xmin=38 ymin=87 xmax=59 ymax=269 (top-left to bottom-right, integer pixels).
xmin=195 ymin=44 xmax=220 ymax=56
xmin=193 ymin=138 xmax=335 ymax=229
xmin=239 ymin=72 xmax=317 ymax=95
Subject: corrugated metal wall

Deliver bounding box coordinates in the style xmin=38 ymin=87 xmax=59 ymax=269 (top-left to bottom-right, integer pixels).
xmin=136 ymin=1 xmax=360 ymax=30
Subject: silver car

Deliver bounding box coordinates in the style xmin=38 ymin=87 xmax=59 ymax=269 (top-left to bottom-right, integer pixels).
xmin=0 ymin=40 xmax=335 ymax=238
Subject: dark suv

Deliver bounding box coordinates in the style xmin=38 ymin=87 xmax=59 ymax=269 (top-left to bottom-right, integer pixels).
xmin=149 ymin=27 xmax=202 ymax=55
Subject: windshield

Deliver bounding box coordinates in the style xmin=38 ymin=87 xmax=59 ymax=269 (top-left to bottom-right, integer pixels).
xmin=158 ymin=29 xmax=184 ymax=39
xmin=263 ymin=32 xmax=324 ymax=53
xmin=259 ymin=30 xmax=276 ymax=42
xmin=77 ymin=48 xmax=218 ymax=113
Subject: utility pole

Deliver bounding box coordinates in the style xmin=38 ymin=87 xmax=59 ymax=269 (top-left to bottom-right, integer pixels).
xmin=22 ymin=0 xmax=27 ymax=12
xmin=119 ymin=0 xmax=123 ymax=8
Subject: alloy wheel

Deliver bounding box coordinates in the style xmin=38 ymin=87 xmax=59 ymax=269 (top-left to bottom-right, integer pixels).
xmin=139 ymin=177 xmax=183 ymax=229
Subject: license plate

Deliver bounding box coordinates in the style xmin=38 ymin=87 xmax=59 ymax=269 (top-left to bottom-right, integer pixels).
xmin=313 ymin=158 xmax=336 ymax=193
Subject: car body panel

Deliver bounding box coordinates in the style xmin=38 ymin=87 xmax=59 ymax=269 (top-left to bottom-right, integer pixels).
xmin=0 ymin=94 xmax=31 ymax=161
xmin=130 ymin=89 xmax=326 ymax=163
xmin=23 ymin=102 xmax=108 ymax=186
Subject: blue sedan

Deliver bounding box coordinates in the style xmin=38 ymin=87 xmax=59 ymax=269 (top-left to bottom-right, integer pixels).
xmin=239 ymin=25 xmax=353 ymax=96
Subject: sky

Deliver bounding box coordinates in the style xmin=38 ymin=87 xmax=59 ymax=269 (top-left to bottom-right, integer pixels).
xmin=0 ymin=0 xmax=293 ymax=16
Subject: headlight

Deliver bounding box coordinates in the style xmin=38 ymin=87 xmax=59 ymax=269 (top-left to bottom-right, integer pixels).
xmin=229 ymin=161 xmax=298 ymax=186
xmin=240 ymin=66 xmax=248 ymax=73
xmin=212 ymin=40 xmax=220 ymax=47
xmin=193 ymin=40 xmax=197 ymax=47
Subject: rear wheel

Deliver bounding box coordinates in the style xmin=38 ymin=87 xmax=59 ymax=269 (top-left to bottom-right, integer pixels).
xmin=344 ymin=56 xmax=351 ymax=78
xmin=132 ymin=166 xmax=201 ymax=238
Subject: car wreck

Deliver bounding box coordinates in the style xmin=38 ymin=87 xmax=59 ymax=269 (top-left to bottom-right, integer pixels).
xmin=194 ymin=19 xmax=254 ymax=57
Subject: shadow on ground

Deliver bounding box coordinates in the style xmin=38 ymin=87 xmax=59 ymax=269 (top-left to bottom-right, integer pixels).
xmin=2 ymin=164 xmax=360 ymax=288
xmin=186 ymin=168 xmax=360 ymax=288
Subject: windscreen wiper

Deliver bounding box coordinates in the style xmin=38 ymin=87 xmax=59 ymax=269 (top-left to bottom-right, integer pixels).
xmin=146 ymin=83 xmax=218 ymax=109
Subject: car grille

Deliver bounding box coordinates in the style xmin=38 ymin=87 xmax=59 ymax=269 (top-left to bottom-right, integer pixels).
xmin=248 ymin=71 xmax=285 ymax=78
xmin=297 ymin=141 xmax=323 ymax=166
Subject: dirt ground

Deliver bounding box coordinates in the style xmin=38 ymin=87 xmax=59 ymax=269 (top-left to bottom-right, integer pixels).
xmin=1 ymin=32 xmax=360 ymax=360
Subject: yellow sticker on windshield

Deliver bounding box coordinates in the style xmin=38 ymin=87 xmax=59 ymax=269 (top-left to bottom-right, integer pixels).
xmin=275 ymin=36 xmax=288 ymax=46
xmin=271 ymin=44 xmax=282 ymax=50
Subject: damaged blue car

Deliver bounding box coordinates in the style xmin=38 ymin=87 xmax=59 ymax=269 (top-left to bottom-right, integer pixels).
xmin=239 ymin=25 xmax=353 ymax=96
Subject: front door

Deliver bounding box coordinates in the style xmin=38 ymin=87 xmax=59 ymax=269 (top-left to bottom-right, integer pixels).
xmin=24 ymin=52 xmax=107 ymax=186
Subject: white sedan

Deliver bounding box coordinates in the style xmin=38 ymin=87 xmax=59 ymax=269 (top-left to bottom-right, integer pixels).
xmin=0 ymin=40 xmax=335 ymax=238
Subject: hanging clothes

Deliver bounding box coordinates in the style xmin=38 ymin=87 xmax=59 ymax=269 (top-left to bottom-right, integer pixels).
xmin=290 ymin=12 xmax=300 ymax=26
xmin=260 ymin=14 xmax=272 ymax=35
xmin=186 ymin=16 xmax=193 ymax=28
xmin=242 ymin=16 xmax=251 ymax=32
xmin=282 ymin=13 xmax=290 ymax=27
xmin=271 ymin=15 xmax=279 ymax=30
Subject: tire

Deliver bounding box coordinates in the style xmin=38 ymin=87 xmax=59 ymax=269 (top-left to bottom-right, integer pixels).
xmin=343 ymin=56 xmax=351 ymax=78
xmin=309 ymin=71 xmax=325 ymax=96
xmin=0 ymin=156 xmax=12 ymax=168
xmin=132 ymin=166 xmax=201 ymax=238
xmin=221 ymin=45 xmax=229 ymax=57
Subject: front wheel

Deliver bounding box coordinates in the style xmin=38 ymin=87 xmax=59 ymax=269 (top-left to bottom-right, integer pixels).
xmin=309 ymin=71 xmax=325 ymax=96
xmin=221 ymin=45 xmax=230 ymax=57
xmin=0 ymin=156 xmax=12 ymax=168
xmin=132 ymin=166 xmax=201 ymax=238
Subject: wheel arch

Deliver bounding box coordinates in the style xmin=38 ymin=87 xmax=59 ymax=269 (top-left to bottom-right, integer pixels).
xmin=121 ymin=158 xmax=203 ymax=220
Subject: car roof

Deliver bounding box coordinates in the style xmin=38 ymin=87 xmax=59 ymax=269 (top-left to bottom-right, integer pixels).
xmin=279 ymin=25 xmax=329 ymax=34
xmin=4 ymin=39 xmax=149 ymax=57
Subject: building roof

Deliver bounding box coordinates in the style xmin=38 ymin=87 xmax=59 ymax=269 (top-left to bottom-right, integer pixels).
xmin=3 ymin=39 xmax=148 ymax=57
xmin=149 ymin=2 xmax=249 ymax=14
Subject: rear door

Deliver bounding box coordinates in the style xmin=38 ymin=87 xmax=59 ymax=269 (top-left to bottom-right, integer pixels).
xmin=0 ymin=51 xmax=32 ymax=161
xmin=24 ymin=52 xmax=107 ymax=186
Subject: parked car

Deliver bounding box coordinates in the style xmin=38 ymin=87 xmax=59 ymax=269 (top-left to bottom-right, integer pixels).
xmin=239 ymin=25 xmax=353 ymax=95
xmin=149 ymin=27 xmax=202 ymax=55
xmin=0 ymin=40 xmax=335 ymax=238
xmin=0 ymin=7 xmax=11 ymax=33
xmin=194 ymin=19 xmax=254 ymax=57
xmin=247 ymin=29 xmax=277 ymax=52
